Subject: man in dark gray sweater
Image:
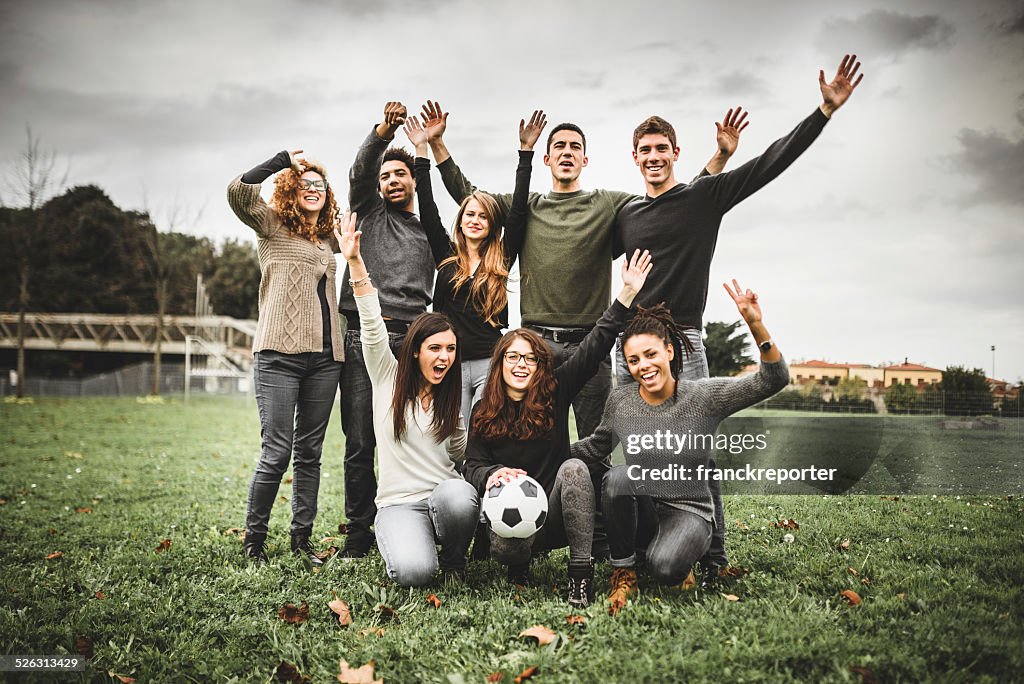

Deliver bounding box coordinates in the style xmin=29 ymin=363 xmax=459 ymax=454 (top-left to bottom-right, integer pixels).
xmin=338 ymin=102 xmax=435 ymax=557
xmin=614 ymin=54 xmax=864 ymax=579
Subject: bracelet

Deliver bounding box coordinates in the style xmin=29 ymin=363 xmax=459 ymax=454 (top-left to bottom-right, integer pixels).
xmin=349 ymin=275 xmax=371 ymax=288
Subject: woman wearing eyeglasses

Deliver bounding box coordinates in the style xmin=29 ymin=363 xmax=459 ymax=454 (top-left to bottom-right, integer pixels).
xmin=463 ymin=250 xmax=652 ymax=607
xmin=227 ymin=150 xmax=344 ymax=567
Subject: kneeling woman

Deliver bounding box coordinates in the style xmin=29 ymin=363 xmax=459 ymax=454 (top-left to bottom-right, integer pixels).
xmin=464 ymin=250 xmax=652 ymax=607
xmin=571 ymin=280 xmax=789 ymax=607
xmin=337 ymin=213 xmax=478 ymax=587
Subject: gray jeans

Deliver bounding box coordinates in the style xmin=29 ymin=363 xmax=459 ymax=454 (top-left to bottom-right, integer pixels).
xmin=374 ymin=479 xmax=480 ymax=587
xmin=246 ymin=346 xmax=342 ymax=537
xmin=460 ymin=357 xmax=491 ymax=426
xmin=614 ymin=329 xmax=726 ymax=566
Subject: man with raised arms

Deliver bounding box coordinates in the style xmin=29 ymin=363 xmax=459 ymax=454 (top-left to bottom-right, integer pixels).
xmin=615 ymin=54 xmax=864 ymax=580
xmin=337 ymin=101 xmax=435 ymax=558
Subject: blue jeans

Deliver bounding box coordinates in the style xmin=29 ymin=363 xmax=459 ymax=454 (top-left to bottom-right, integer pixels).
xmin=614 ymin=329 xmax=726 ymax=566
xmin=460 ymin=357 xmax=491 ymax=427
xmin=603 ymin=465 xmax=712 ymax=584
xmin=340 ymin=327 xmax=407 ymax=536
xmin=374 ymin=479 xmax=480 ymax=587
xmin=246 ymin=346 xmax=342 ymax=537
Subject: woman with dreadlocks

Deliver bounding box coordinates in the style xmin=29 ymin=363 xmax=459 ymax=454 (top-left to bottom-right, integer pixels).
xmin=571 ymin=280 xmax=790 ymax=611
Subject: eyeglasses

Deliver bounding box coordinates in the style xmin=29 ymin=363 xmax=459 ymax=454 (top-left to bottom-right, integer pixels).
xmin=298 ymin=179 xmax=327 ymax=192
xmin=503 ymin=351 xmax=538 ymax=366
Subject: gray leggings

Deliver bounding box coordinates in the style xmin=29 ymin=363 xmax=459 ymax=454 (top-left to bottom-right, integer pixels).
xmin=489 ymin=458 xmax=594 ymax=565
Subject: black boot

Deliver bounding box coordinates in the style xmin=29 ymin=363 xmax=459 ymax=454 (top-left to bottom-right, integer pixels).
xmin=507 ymin=561 xmax=531 ymax=587
xmin=243 ymin=531 xmax=268 ymax=565
xmin=291 ymin=534 xmax=323 ymax=568
xmin=567 ymin=559 xmax=595 ymax=608
xmin=340 ymin=527 xmax=374 ymax=559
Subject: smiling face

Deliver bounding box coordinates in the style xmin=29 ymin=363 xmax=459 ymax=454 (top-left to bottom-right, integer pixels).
xmin=297 ymin=170 xmax=327 ymax=215
xmin=379 ymin=159 xmax=414 ymax=208
xmin=416 ymin=329 xmax=458 ymax=386
xmin=459 ymin=197 xmax=491 ymax=243
xmin=501 ymin=336 xmax=538 ymax=399
xmin=624 ymin=333 xmax=675 ymax=400
xmin=544 ymin=129 xmax=588 ymax=188
xmin=633 ymin=133 xmax=679 ymax=191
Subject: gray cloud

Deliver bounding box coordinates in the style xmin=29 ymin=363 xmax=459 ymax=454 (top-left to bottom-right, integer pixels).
xmin=951 ymin=127 xmax=1024 ymax=206
xmin=818 ymin=10 xmax=955 ymax=59
xmin=715 ymin=70 xmax=769 ymax=97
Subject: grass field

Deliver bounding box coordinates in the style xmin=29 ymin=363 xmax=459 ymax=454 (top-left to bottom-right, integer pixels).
xmin=1 ymin=397 xmax=1022 ymax=683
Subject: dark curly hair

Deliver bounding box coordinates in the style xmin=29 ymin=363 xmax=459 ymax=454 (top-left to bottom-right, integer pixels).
xmin=622 ymin=303 xmax=694 ymax=378
xmin=269 ymin=159 xmax=339 ymax=240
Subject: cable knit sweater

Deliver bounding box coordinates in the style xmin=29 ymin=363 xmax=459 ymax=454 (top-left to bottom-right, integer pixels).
xmin=571 ymin=359 xmax=790 ymax=522
xmin=227 ymin=177 xmax=344 ymax=362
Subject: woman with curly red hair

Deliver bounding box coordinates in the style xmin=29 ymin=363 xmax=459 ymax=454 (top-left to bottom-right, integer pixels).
xmin=463 ymin=250 xmax=652 ymax=607
xmin=227 ymin=149 xmax=343 ymax=567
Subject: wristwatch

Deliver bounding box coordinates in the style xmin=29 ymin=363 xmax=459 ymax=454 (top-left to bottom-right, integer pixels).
xmin=759 ymin=339 xmax=774 ymax=354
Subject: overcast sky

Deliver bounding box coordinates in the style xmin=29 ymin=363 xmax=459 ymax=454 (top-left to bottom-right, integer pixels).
xmin=2 ymin=0 xmax=1022 ymax=381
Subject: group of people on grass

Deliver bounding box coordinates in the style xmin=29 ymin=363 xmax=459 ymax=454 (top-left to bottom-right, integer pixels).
xmin=226 ymin=55 xmax=863 ymax=608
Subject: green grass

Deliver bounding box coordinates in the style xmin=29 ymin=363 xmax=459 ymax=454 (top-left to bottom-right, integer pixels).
xmin=1 ymin=398 xmax=1022 ymax=683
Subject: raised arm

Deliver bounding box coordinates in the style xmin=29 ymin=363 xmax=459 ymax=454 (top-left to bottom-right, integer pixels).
xmin=349 ymin=101 xmax=408 ymax=214
xmin=227 ymin=149 xmax=303 ymax=236
xmin=501 ymin=111 xmax=546 ymax=261
xmin=406 ymin=117 xmax=453 ymax=266
xmin=557 ymin=250 xmax=652 ymax=397
xmin=703 ymin=279 xmax=789 ymax=415
xmin=700 ymin=107 xmax=749 ymax=177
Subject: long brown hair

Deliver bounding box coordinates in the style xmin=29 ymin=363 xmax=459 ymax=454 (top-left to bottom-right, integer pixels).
xmin=471 ymin=329 xmax=557 ymax=441
xmin=269 ymin=159 xmax=340 ymax=240
xmin=438 ymin=191 xmax=509 ymax=326
xmin=391 ymin=313 xmax=462 ymax=442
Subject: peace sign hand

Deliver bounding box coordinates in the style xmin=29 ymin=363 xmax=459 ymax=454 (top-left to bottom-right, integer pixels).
xmin=722 ymin=278 xmax=763 ymax=325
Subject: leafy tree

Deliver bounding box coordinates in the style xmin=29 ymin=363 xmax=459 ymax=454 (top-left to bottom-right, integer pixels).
xmin=703 ymin=320 xmax=753 ymax=377
xmin=836 ymin=376 xmax=867 ymax=401
xmin=207 ymin=239 xmax=259 ymax=319
xmin=884 ymin=382 xmax=917 ymax=414
xmin=940 ymin=365 xmax=993 ymax=416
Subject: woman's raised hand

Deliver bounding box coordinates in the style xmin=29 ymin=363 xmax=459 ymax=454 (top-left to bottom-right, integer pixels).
xmin=621 ymin=249 xmax=653 ymax=294
xmin=334 ymin=210 xmax=361 ymax=263
xmin=404 ymin=117 xmax=428 ymax=149
xmin=519 ymin=110 xmax=547 ymax=151
xmin=288 ymin=149 xmax=306 ymax=174
xmin=723 ymin=278 xmax=763 ymax=324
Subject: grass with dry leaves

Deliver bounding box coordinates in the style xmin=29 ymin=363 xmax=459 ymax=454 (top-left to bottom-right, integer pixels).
xmin=0 ymin=397 xmax=1022 ymax=683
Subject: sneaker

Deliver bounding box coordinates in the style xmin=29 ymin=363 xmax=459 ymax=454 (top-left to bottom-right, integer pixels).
xmin=507 ymin=562 xmax=530 ymax=587
xmin=606 ymin=567 xmax=638 ymax=615
xmin=291 ymin=535 xmax=323 ymax=569
xmin=243 ymin=532 xmax=268 ymax=566
xmin=567 ymin=560 xmax=594 ymax=608
xmin=340 ymin=529 xmax=374 ymax=559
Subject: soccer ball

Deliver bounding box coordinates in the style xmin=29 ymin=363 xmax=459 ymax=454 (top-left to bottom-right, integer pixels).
xmin=481 ymin=474 xmax=548 ymax=539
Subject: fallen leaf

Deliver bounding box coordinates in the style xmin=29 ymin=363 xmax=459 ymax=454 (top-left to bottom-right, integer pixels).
xmin=75 ymin=636 xmax=94 ymax=658
xmin=224 ymin=527 xmax=245 ymax=539
xmin=426 ymin=593 xmax=441 ymax=609
xmin=338 ymin=522 xmax=349 ymax=535
xmin=719 ymin=565 xmax=749 ymax=578
xmin=75 ymin=507 xmax=93 ymax=513
xmin=48 ymin=527 xmax=57 ymax=535
xmin=486 ymin=673 xmax=503 ymax=683
xmin=847 ymin=567 xmax=859 ymax=577
xmin=681 ymin=569 xmax=697 ymax=591
xmin=378 ymin=605 xmax=399 ymax=622
xmin=720 ymin=593 xmax=740 ymax=602
xmin=64 ymin=451 xmax=84 ymax=459
xmin=519 ymin=625 xmax=557 ymax=646
xmin=848 ymin=665 xmax=879 ymax=684
xmin=279 ymin=495 xmax=288 ymax=503
xmin=357 ymin=627 xmax=385 ymax=638
xmin=879 ymin=496 xmax=900 ymax=502
xmin=734 ymin=519 xmax=749 ymax=530
xmin=46 ymin=551 xmax=63 ymax=560
xmin=276 ymin=661 xmax=311 ymax=683
xmin=320 ymin=536 xmax=336 ymax=544
xmin=94 ymin=591 xmax=106 ymax=600
xmin=565 ymin=614 xmax=587 ymax=627
xmin=771 ymin=518 xmax=800 ymax=530
xmin=0 ymin=498 xmax=6 ymax=505
xmin=316 ymin=546 xmax=339 ymax=560
xmin=514 ymin=665 xmax=539 ymax=683
xmin=837 ymin=539 xmax=851 ymax=551
xmin=840 ymin=590 xmax=862 ymax=606
xmin=896 ymin=593 xmax=906 ymax=602
xmin=860 ymin=577 xmax=872 ymax=586
xmin=328 ymin=594 xmax=352 ymax=627
xmin=155 ymin=539 xmax=172 ymax=553
xmin=337 ymin=658 xmax=382 ymax=684
xmin=108 ymin=673 xmax=135 ymax=683
xmin=284 ymin=476 xmax=293 ymax=484
xmin=279 ymin=601 xmax=309 ymax=624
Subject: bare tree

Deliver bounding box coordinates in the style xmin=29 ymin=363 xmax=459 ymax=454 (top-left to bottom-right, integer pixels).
xmin=4 ymin=127 xmax=69 ymax=397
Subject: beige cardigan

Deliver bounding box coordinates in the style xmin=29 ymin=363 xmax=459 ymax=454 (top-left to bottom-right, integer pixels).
xmin=227 ymin=176 xmax=344 ymax=362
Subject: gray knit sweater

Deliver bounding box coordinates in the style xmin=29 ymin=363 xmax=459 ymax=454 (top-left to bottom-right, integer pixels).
xmin=571 ymin=359 xmax=790 ymax=521
xmin=226 ymin=177 xmax=345 ymax=362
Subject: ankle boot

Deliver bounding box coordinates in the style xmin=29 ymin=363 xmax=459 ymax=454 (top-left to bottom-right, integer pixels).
xmin=567 ymin=559 xmax=595 ymax=607
xmin=243 ymin=531 xmax=268 ymax=565
xmin=291 ymin=534 xmax=323 ymax=568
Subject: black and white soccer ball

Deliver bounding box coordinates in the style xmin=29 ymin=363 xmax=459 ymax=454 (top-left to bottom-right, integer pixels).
xmin=481 ymin=473 xmax=548 ymax=539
